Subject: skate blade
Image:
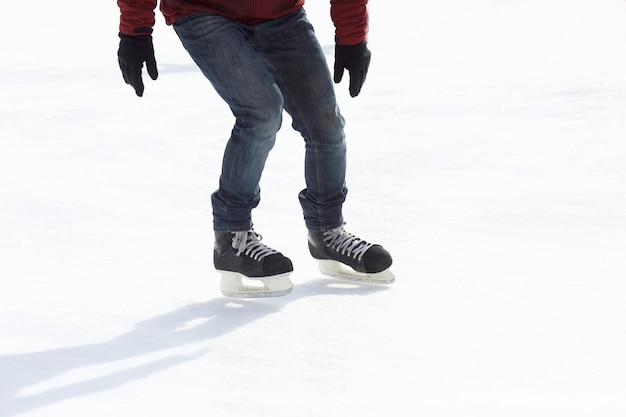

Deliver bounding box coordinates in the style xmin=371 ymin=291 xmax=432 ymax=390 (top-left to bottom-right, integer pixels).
xmin=317 ymin=260 xmax=395 ymax=284
xmin=219 ymin=271 xmax=293 ymax=298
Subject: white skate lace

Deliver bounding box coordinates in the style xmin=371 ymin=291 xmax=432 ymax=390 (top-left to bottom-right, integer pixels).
xmin=322 ymin=226 xmax=373 ymax=262
xmin=231 ymin=230 xmax=279 ymax=261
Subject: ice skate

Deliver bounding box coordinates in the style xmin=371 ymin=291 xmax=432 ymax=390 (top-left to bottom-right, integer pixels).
xmin=308 ymin=224 xmax=395 ymax=284
xmin=214 ymin=230 xmax=293 ymax=298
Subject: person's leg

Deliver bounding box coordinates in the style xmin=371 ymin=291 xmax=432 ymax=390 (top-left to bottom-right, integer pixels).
xmin=251 ymin=10 xmax=394 ymax=282
xmin=174 ymin=14 xmax=294 ymax=297
xmin=174 ymin=13 xmax=284 ymax=232
xmin=251 ymin=9 xmax=348 ymax=232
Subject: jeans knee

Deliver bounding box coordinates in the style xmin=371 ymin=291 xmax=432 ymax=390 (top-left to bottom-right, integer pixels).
xmin=234 ymin=93 xmax=283 ymax=139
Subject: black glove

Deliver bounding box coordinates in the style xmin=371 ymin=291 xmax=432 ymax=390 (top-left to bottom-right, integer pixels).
xmin=333 ymin=42 xmax=371 ymax=97
xmin=118 ymin=33 xmax=158 ymax=97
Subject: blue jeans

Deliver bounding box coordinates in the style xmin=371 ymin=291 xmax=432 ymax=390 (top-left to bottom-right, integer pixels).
xmin=173 ymin=8 xmax=347 ymax=232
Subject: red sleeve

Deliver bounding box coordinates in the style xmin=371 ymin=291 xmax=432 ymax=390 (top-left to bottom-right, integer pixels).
xmin=118 ymin=0 xmax=158 ymax=35
xmin=330 ymin=0 xmax=369 ymax=45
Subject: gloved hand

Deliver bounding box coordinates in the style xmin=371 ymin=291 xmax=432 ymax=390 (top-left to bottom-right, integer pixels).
xmin=333 ymin=42 xmax=371 ymax=97
xmin=117 ymin=33 xmax=158 ymax=97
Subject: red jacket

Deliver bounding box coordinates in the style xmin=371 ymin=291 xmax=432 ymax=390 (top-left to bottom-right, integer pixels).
xmin=118 ymin=0 xmax=368 ymax=45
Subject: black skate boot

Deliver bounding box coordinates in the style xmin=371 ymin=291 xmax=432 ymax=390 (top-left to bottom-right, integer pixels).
xmin=214 ymin=230 xmax=293 ymax=298
xmin=308 ymin=224 xmax=394 ymax=284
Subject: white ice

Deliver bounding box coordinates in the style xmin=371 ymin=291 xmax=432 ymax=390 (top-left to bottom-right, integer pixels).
xmin=1 ymin=0 xmax=626 ymax=416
